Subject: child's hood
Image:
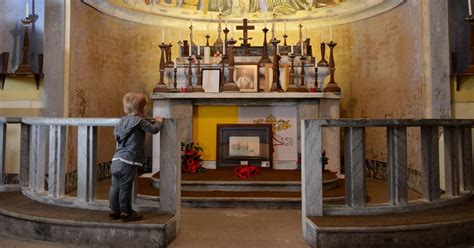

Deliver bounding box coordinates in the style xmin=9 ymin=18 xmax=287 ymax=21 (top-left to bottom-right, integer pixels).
xmin=114 ymin=116 xmax=141 ymax=143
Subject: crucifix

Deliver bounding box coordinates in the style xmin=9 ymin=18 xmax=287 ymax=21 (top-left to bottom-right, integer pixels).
xmin=236 ymin=19 xmax=254 ymax=47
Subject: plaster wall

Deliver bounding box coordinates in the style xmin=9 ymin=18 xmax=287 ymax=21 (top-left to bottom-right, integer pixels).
xmin=349 ymin=1 xmax=425 ymax=170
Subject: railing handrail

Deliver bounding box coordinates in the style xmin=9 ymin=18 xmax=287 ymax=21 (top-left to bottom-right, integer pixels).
xmin=21 ymin=117 xmax=121 ymax=126
xmin=312 ymin=118 xmax=474 ymax=127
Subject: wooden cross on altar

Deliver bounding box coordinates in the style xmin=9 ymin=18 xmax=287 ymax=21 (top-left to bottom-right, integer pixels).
xmin=236 ymin=19 xmax=255 ymax=47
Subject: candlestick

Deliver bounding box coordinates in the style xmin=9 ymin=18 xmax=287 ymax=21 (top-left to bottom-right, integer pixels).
xmin=187 ymin=56 xmax=194 ymax=92
xmin=330 ymin=27 xmax=333 ymax=41
xmin=194 ymin=55 xmax=204 ymax=92
xmin=154 ymin=43 xmax=170 ymax=93
xmin=259 ymin=27 xmax=271 ymax=64
xmin=287 ymin=53 xmax=298 ymax=92
xmin=299 ymin=56 xmax=308 ymax=92
xmin=470 ymin=0 xmax=473 ymax=16
xmin=323 ymin=41 xmax=341 ymax=93
xmin=222 ymin=39 xmax=239 ymax=91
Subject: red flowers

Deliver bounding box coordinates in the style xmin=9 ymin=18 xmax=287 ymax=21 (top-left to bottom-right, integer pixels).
xmin=234 ymin=164 xmax=261 ymax=179
xmin=181 ymin=142 xmax=205 ymax=173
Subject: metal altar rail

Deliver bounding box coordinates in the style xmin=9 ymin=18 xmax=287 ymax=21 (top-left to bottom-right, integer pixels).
xmin=0 ymin=117 xmax=180 ymax=215
xmin=302 ymin=119 xmax=474 ymax=218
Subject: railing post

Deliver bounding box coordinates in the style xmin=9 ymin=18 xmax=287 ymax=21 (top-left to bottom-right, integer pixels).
xmin=0 ymin=121 xmax=6 ymax=186
xmin=159 ymin=119 xmax=181 ymax=230
xmin=421 ymin=126 xmax=440 ymax=201
xmin=462 ymin=127 xmax=473 ymax=191
xmin=443 ymin=127 xmax=461 ymax=196
xmin=48 ymin=125 xmax=66 ymax=198
xmin=20 ymin=123 xmax=31 ymax=187
xmin=344 ymin=126 xmax=366 ymax=208
xmin=29 ymin=125 xmax=47 ymax=193
xmin=77 ymin=126 xmax=97 ymax=202
xmin=387 ymin=126 xmax=408 ymax=206
xmin=302 ymin=120 xmax=323 ymax=217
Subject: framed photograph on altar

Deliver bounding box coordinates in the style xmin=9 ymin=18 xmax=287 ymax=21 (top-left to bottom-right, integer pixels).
xmin=234 ymin=64 xmax=259 ymax=92
xmin=216 ymin=124 xmax=273 ymax=168
xmin=202 ymin=68 xmax=221 ymax=93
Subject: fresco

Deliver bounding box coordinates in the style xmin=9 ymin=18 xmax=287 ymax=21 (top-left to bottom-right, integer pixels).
xmin=85 ymin=0 xmax=404 ymax=28
xmin=128 ymin=0 xmax=344 ymax=16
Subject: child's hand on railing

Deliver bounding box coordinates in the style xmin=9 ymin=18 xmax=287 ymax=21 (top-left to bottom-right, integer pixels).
xmin=154 ymin=116 xmax=164 ymax=124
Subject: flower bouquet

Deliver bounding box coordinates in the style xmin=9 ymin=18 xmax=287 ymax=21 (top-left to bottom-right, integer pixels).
xmin=181 ymin=142 xmax=205 ymax=173
xmin=233 ymin=164 xmax=262 ymax=179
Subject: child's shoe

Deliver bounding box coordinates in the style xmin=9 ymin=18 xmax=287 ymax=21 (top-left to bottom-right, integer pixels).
xmin=109 ymin=211 xmax=121 ymax=220
xmin=121 ymin=210 xmax=143 ymax=222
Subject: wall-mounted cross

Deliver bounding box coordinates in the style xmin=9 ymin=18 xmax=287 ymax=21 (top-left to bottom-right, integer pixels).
xmin=236 ymin=19 xmax=255 ymax=47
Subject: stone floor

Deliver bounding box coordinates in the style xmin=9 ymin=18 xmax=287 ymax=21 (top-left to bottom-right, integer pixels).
xmin=0 ymin=178 xmax=421 ymax=247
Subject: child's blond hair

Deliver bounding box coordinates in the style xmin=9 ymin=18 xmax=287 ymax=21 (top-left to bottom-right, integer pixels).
xmin=123 ymin=92 xmax=148 ymax=115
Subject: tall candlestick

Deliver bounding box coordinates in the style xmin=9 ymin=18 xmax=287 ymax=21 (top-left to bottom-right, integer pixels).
xmin=26 ymin=0 xmax=29 ymax=17
xmin=330 ymin=27 xmax=333 ymax=41
xmin=470 ymin=0 xmax=473 ymax=15
xmin=162 ymin=28 xmax=165 ymax=43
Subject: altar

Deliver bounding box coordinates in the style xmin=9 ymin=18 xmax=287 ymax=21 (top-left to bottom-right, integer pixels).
xmin=151 ymin=92 xmax=341 ymax=174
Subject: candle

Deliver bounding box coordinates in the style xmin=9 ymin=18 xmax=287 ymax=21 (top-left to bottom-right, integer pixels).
xmin=162 ymin=28 xmax=165 ymax=43
xmin=223 ymin=43 xmax=226 ymax=55
xmin=301 ymin=41 xmax=304 ymax=56
xmin=264 ymin=13 xmax=267 ymax=27
xmin=197 ymin=45 xmax=200 ymax=55
xmin=189 ymin=42 xmax=192 ymax=56
xmin=276 ymin=44 xmax=280 ymax=55
xmin=470 ymin=0 xmax=473 ymax=15
xmin=291 ymin=45 xmax=294 ymax=54
xmin=174 ymin=60 xmax=177 ymax=69
xmin=26 ymin=0 xmax=29 ymax=17
xmin=168 ymin=28 xmax=171 ymax=43
xmin=330 ymin=27 xmax=333 ymax=41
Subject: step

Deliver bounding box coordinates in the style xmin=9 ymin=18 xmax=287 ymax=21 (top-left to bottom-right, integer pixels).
xmin=0 ymin=191 xmax=177 ymax=247
xmin=304 ymin=197 xmax=474 ymax=247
